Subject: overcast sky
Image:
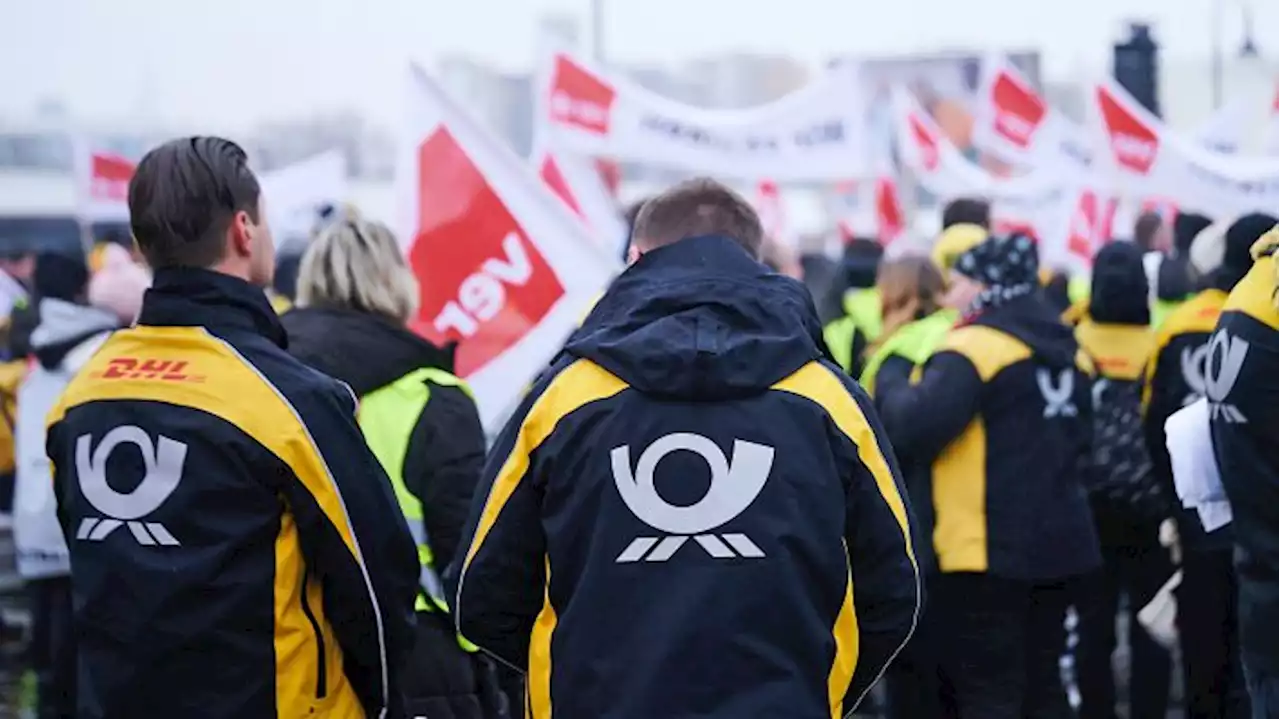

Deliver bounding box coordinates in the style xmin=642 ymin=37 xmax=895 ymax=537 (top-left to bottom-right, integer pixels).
xmin=2 ymin=0 xmax=1275 ymax=131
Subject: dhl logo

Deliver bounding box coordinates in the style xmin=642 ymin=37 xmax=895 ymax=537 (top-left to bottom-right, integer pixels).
xmin=1094 ymin=356 xmax=1139 ymax=371
xmin=92 ymin=357 xmax=204 ymax=383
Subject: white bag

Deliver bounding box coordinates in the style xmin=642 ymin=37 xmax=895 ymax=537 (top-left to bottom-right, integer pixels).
xmin=1137 ymin=569 xmax=1183 ymax=651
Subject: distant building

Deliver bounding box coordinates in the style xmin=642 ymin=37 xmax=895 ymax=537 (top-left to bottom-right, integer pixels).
xmin=437 ymin=56 xmax=534 ymax=156
xmin=683 ymin=53 xmax=809 ymax=108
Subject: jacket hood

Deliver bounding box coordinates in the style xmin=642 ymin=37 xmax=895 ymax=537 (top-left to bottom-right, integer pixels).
xmin=565 ymin=235 xmax=826 ymax=400
xmin=1156 ymin=255 xmax=1195 ymax=301
xmin=838 ymin=238 xmax=885 ymax=290
xmin=30 ymin=298 xmax=118 ymax=370
xmin=280 ymin=306 xmax=455 ymax=396
xmin=973 ymin=294 xmax=1079 ymax=369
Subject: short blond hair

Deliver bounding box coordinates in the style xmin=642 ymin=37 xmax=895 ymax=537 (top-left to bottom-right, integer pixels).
xmin=295 ymin=213 xmax=420 ymax=323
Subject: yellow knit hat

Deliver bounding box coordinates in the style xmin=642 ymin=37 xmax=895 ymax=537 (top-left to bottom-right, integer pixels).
xmin=931 ymin=223 xmax=988 ymax=274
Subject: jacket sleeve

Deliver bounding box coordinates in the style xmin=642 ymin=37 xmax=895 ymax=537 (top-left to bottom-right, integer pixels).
xmin=870 ymin=354 xmax=915 ymax=446
xmin=445 ymin=362 xmax=567 ymax=672
xmin=1141 ymin=336 xmax=1186 ymax=514
xmin=401 ymin=381 xmax=486 ymax=571
xmin=828 ymin=367 xmax=921 ymax=711
xmin=281 ymin=379 xmax=419 ymax=713
xmin=875 ymin=349 xmax=983 ymax=462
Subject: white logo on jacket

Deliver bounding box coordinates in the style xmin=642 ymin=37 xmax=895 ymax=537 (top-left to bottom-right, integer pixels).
xmin=1037 ymin=368 xmax=1078 ymax=418
xmin=1204 ymin=330 xmax=1248 ymax=424
xmin=610 ymin=432 xmax=773 ymax=563
xmin=1180 ymin=343 xmax=1211 ymax=406
xmin=74 ymin=426 xmax=188 ymax=546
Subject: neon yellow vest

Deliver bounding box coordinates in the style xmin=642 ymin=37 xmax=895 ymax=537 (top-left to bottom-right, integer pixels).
xmin=1067 ymin=276 xmax=1090 ymax=305
xmin=1150 ymin=298 xmax=1183 ymax=330
xmin=357 ymin=367 xmax=478 ymax=651
xmin=859 ymin=309 xmax=957 ymax=395
xmin=823 ymin=288 xmax=883 ymax=373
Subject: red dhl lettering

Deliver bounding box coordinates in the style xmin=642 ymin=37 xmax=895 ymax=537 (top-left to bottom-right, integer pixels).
xmin=94 ymin=357 xmax=204 ymax=382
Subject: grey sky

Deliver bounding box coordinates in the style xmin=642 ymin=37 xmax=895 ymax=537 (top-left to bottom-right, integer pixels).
xmin=2 ymin=0 xmax=1275 ymax=131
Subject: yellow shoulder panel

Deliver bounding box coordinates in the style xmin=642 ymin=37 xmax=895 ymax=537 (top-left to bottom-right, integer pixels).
xmin=48 ymin=326 xmax=361 ymax=561
xmin=1223 ymin=248 xmax=1279 ymax=331
xmin=938 ymin=325 xmax=1031 ymax=382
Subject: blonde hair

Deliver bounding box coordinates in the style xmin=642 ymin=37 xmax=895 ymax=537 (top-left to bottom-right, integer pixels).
xmin=295 ymin=213 xmax=420 ymax=323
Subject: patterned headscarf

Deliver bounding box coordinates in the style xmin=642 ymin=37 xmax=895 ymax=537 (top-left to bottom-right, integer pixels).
xmin=953 ymin=233 xmax=1040 ymax=317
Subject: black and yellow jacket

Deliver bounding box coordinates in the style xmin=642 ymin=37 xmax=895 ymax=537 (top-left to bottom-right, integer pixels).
xmin=46 ymin=269 xmax=419 ymax=719
xmin=1076 ymin=319 xmax=1152 ymax=383
xmin=448 ymin=236 xmax=919 ymax=719
xmin=876 ymin=295 xmax=1101 ymax=581
xmin=1210 ymin=232 xmax=1279 ymax=679
xmin=1141 ymin=287 xmax=1229 ymax=549
xmin=1074 ymin=318 xmax=1167 ymax=542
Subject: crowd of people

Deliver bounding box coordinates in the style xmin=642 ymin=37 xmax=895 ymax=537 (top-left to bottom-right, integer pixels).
xmin=0 ymin=134 xmax=1271 ymax=719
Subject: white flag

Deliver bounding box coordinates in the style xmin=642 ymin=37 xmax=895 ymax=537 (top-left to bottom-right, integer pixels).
xmin=398 ymin=65 xmax=620 ymax=431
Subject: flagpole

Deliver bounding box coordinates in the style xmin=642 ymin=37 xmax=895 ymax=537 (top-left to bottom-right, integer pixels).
xmin=591 ymin=0 xmax=606 ymax=64
xmin=1211 ymin=0 xmax=1224 ymax=109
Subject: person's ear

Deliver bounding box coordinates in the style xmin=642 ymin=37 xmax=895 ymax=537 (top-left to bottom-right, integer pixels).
xmin=626 ymin=244 xmax=642 ymax=265
xmin=228 ymin=209 xmax=255 ymax=259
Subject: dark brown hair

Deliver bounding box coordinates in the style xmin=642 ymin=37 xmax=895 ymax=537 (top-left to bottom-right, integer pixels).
xmin=128 ymin=136 xmax=260 ymax=269
xmin=632 ymin=178 xmax=763 ymax=258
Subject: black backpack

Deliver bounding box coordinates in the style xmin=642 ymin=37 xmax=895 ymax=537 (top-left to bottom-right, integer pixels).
xmin=1087 ymin=376 xmax=1170 ymax=520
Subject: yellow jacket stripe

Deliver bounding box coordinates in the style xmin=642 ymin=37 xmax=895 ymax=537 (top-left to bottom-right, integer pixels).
xmin=456 ymin=360 xmax=628 ymax=719
xmin=48 ymin=326 xmax=385 ymax=714
xmin=773 ymin=361 xmax=919 ymax=716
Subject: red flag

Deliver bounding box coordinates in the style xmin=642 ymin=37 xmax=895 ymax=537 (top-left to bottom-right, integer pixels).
xmin=1096 ymin=85 xmax=1160 ymax=174
xmin=990 ymin=69 xmax=1047 ymax=149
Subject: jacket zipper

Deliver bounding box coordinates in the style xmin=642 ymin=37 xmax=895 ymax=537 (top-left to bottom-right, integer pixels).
xmin=299 ymin=569 xmax=328 ymax=699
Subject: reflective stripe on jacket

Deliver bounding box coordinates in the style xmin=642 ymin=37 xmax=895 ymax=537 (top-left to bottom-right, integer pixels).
xmin=358 ymin=367 xmax=478 ymax=650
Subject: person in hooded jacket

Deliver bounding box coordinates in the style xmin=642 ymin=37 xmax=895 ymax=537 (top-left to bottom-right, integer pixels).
xmin=875 ymin=233 xmax=1100 ymax=719
xmin=14 ymin=252 xmax=151 ymax=719
xmin=860 ymin=255 xmax=952 ymax=719
xmin=1071 ymin=242 xmax=1174 ymax=719
xmin=821 ymin=237 xmax=884 ymax=376
xmin=1147 ymin=211 xmax=1212 ymax=328
xmin=47 ymin=138 xmax=419 ymax=719
xmin=448 ymin=178 xmax=920 ymax=719
xmin=280 ymin=213 xmax=497 ymax=719
xmin=1143 ymin=212 xmax=1278 ymax=719
xmin=1209 ymin=226 xmax=1279 ymax=718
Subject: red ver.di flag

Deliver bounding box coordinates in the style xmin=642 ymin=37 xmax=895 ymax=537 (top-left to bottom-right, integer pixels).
xmin=1089 ymin=79 xmax=1279 ymax=218
xmin=75 ymin=138 xmax=136 ymax=224
xmin=399 ymin=65 xmax=619 ymax=431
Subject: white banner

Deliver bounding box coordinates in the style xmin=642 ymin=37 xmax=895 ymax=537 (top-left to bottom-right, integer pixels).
xmin=892 ymin=87 xmax=1099 ymax=272
xmin=1088 ymin=79 xmax=1279 ymax=218
xmin=260 ymin=150 xmax=348 ymax=238
xmin=973 ymin=55 xmax=1274 ymax=168
xmin=536 ymin=48 xmax=868 ymax=181
xmin=398 ymin=65 xmax=619 ymax=431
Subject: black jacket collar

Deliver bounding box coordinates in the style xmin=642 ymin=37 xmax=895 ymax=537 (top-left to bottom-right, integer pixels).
xmin=137 ymin=268 xmax=287 ymax=348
